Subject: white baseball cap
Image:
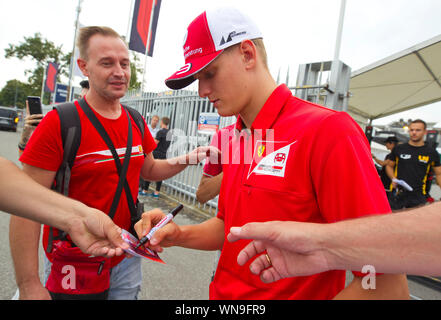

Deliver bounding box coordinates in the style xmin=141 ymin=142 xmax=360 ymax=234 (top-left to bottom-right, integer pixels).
xmin=165 ymin=7 xmax=263 ymax=90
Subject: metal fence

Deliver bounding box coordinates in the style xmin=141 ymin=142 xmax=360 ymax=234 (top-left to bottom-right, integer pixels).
xmin=121 ymin=89 xmax=235 ymax=215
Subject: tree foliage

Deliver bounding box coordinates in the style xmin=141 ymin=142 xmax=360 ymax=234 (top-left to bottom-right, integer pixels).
xmin=4 ymin=33 xmax=70 ymax=103
xmin=129 ymin=52 xmax=142 ymax=91
xmin=0 ymin=80 xmax=34 ymax=109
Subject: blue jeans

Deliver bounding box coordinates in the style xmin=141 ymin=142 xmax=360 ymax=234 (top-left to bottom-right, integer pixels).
xmin=43 ymin=255 xmax=142 ymax=300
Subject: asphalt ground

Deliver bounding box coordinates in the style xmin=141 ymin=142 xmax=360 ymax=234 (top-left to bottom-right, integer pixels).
xmin=1 ymin=127 xmax=441 ymax=300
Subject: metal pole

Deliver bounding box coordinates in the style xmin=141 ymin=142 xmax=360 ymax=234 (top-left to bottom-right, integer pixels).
xmin=68 ymin=0 xmax=83 ymax=101
xmin=333 ymin=0 xmax=347 ymax=62
xmin=40 ymin=67 xmax=46 ymax=101
xmin=126 ymin=0 xmax=135 ymax=41
xmin=329 ymin=0 xmax=347 ymax=110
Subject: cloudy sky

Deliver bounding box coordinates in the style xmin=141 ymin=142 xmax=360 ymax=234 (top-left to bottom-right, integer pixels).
xmin=0 ymin=0 xmax=440 ymax=125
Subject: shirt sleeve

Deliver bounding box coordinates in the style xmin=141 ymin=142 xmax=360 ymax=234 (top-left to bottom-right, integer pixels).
xmin=19 ymin=110 xmax=63 ymax=171
xmin=389 ymin=145 xmax=399 ymax=162
xmin=385 ymin=152 xmax=394 ymax=161
xmin=203 ymin=130 xmax=223 ymax=177
xmin=432 ymin=148 xmax=441 ymax=167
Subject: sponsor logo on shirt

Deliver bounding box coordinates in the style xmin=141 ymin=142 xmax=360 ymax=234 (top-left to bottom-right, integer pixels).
xmin=247 ymin=140 xmax=297 ymax=179
xmin=400 ymin=154 xmax=411 ymax=160
xmin=74 ymin=145 xmax=144 ymax=166
xmin=418 ymin=155 xmax=429 ymax=163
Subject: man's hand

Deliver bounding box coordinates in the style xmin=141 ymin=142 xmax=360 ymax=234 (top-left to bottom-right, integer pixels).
xmin=18 ymin=101 xmax=44 ymax=151
xmin=66 ymin=209 xmax=129 ymax=258
xmin=227 ymin=221 xmax=333 ymax=283
xmin=133 ymin=208 xmax=182 ymax=252
xmin=185 ymin=146 xmax=221 ymax=165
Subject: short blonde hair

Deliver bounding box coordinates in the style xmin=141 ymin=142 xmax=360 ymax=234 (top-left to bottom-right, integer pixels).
xmin=77 ymin=26 xmax=124 ymax=60
xmin=252 ymin=38 xmax=268 ymax=69
xmin=224 ymin=38 xmax=268 ymax=69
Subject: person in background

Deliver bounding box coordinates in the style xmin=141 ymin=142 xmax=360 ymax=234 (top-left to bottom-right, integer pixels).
xmin=142 ymin=117 xmax=172 ymax=197
xmin=18 ymin=81 xmax=90 ymax=156
xmin=373 ymin=136 xmax=398 ymax=191
xmin=139 ymin=115 xmax=161 ymax=195
xmin=18 ymin=100 xmax=43 ymax=156
xmin=147 ymin=115 xmax=160 ymax=138
xmin=386 ymin=119 xmax=441 ymax=210
xmin=79 ymin=79 xmax=90 ymax=98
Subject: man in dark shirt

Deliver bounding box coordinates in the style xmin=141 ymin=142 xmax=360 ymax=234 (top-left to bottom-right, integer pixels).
xmin=144 ymin=117 xmax=171 ymax=197
xmin=373 ymin=136 xmax=398 ymax=190
xmin=386 ymin=119 xmax=441 ymax=210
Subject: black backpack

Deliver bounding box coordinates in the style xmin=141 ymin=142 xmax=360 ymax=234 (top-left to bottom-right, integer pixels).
xmin=47 ymin=98 xmax=145 ymax=253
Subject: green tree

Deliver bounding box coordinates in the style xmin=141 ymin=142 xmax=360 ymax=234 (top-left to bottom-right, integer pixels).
xmin=129 ymin=52 xmax=143 ymax=90
xmin=4 ymin=33 xmax=70 ymax=104
xmin=0 ymin=80 xmax=34 ymax=109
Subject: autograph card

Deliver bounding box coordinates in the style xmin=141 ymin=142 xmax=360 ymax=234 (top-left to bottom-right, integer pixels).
xmin=121 ymin=229 xmax=165 ymax=264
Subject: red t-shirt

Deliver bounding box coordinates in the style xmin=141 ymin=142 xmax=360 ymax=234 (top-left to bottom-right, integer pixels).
xmin=210 ymin=85 xmax=391 ymax=300
xmin=202 ymin=124 xmax=235 ymax=177
xmin=20 ymin=99 xmax=156 ymax=267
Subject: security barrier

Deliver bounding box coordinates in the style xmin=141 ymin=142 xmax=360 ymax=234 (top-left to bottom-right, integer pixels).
xmin=122 ymin=89 xmax=235 ymax=215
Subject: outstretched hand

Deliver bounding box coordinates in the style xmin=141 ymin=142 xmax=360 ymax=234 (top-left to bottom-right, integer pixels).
xmin=227 ymin=221 xmax=333 ymax=283
xmin=67 ymin=209 xmax=129 ymax=258
xmin=186 ymin=146 xmax=221 ymax=165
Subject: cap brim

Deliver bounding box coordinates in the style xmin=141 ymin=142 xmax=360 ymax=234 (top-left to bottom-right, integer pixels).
xmin=165 ymin=50 xmax=223 ymax=90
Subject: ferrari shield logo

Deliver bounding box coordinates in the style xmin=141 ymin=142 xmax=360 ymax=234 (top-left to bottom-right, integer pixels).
xmin=257 ymin=145 xmax=265 ymax=157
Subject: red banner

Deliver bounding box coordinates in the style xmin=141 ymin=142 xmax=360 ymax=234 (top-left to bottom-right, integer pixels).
xmin=44 ymin=62 xmax=58 ymax=93
xmin=129 ymin=0 xmax=162 ymax=56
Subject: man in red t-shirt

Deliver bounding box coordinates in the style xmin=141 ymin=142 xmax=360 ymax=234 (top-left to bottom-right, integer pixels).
xmin=135 ymin=8 xmax=409 ymax=299
xmin=10 ymin=26 xmax=216 ymax=300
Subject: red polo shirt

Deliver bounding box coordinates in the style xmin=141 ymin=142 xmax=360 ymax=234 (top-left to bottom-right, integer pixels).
xmin=209 ymin=84 xmax=391 ymax=300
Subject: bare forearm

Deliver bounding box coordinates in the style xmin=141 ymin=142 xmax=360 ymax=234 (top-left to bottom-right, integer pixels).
xmin=141 ymin=157 xmax=189 ymax=181
xmin=0 ymin=158 xmax=87 ymax=230
xmin=196 ymin=173 xmax=223 ymax=204
xmin=323 ymin=204 xmax=441 ymax=275
xmin=175 ymin=217 xmax=225 ymax=251
xmin=9 ymin=217 xmax=42 ymax=288
xmin=385 ymin=164 xmax=396 ymax=181
xmin=373 ymin=157 xmax=386 ymax=167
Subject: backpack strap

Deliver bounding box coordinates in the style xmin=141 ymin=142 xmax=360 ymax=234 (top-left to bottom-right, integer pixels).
xmin=77 ymin=98 xmax=133 ymax=220
xmin=47 ymin=102 xmax=81 ymax=253
xmin=124 ymin=105 xmax=145 ymax=139
xmin=77 ymin=99 xmax=143 ymax=236
xmin=123 ymin=105 xmax=146 ymax=234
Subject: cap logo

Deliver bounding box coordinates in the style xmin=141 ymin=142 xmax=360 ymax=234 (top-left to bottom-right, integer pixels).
xmin=219 ymin=30 xmax=247 ymax=46
xmin=176 ymin=63 xmax=192 ymax=75
xmin=184 ymin=47 xmax=203 ymax=60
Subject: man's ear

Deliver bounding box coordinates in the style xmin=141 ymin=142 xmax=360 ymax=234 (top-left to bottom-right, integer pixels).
xmin=239 ymin=40 xmax=257 ymax=70
xmin=77 ymin=58 xmax=89 ymax=77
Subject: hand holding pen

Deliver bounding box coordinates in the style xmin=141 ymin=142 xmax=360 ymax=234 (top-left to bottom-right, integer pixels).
xmin=134 ymin=204 xmax=184 ymax=250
